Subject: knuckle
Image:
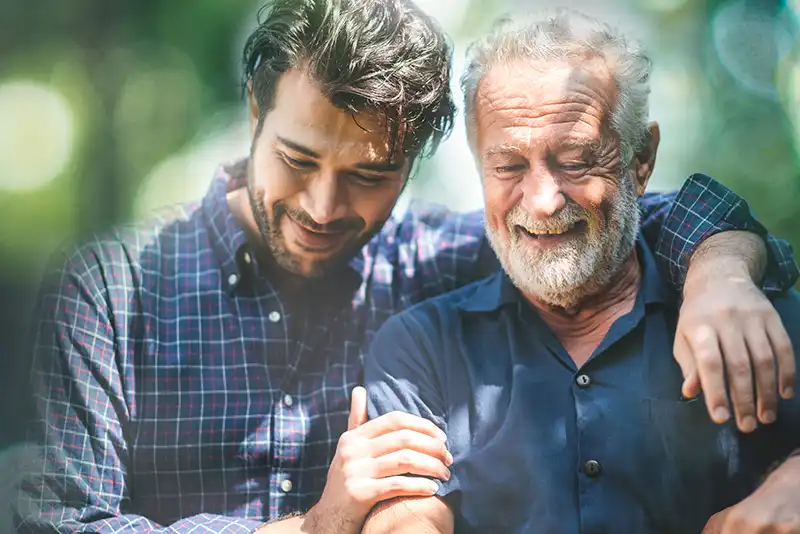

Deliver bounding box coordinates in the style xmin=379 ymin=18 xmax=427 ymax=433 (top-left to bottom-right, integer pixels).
xmin=695 ymin=350 xmax=722 ymax=369
xmin=774 ymin=340 xmax=794 ymax=356
xmin=343 ymin=478 xmax=361 ymax=497
xmin=751 ymin=344 xmax=775 ymax=366
xmin=397 ymin=450 xmax=414 ymax=468
xmin=726 ymin=357 xmax=751 ymax=376
xmin=387 ymin=411 xmax=405 ymax=425
xmin=386 ymin=477 xmax=404 ymax=493
xmin=341 ymin=463 xmax=360 ymax=481
xmin=337 ymin=443 xmax=356 ymax=462
xmin=398 ymin=429 xmax=415 ymax=448
xmin=687 ymin=324 xmax=715 ymax=342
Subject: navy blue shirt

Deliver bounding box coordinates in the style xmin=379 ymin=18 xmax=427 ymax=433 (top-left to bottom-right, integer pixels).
xmin=366 ymin=238 xmax=800 ymax=534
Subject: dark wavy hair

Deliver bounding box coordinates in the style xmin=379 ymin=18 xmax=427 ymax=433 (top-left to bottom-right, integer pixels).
xmin=242 ymin=0 xmax=456 ymax=160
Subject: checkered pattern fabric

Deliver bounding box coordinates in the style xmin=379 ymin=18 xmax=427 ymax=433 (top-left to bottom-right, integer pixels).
xmin=16 ymin=163 xmax=797 ymax=533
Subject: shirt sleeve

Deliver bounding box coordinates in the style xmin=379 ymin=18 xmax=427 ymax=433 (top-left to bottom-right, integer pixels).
xmin=364 ymin=312 xmax=457 ymax=498
xmin=15 ymin=245 xmax=262 ymax=534
xmin=649 ymin=173 xmax=798 ymax=295
xmin=383 ymin=202 xmax=489 ymax=305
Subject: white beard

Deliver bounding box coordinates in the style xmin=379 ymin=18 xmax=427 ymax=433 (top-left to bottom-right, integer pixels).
xmin=486 ymin=175 xmax=641 ymax=309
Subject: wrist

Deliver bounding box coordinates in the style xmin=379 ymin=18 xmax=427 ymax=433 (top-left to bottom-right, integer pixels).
xmin=685 ymin=231 xmax=766 ymax=293
xmin=683 ymin=258 xmax=752 ymax=299
xmin=766 ymin=452 xmax=800 ymax=486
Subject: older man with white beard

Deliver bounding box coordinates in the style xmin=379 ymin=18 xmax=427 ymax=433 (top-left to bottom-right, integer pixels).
xmin=361 ymin=9 xmax=800 ymax=534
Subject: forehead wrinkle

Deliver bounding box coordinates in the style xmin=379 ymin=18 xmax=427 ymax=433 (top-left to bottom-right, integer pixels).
xmin=476 ymin=58 xmax=617 ymax=122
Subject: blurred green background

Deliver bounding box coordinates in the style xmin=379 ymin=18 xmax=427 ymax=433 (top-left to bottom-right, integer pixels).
xmin=0 ymin=0 xmax=797 ymax=443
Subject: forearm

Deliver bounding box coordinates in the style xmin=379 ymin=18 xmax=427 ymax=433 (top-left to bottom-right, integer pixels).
xmin=763 ymin=449 xmax=800 ymax=486
xmin=684 ymin=231 xmax=767 ymax=298
xmin=252 ymin=514 xmax=312 ymax=534
xmin=362 ymin=497 xmax=454 ymax=534
xmin=253 ymin=505 xmax=361 ymax=534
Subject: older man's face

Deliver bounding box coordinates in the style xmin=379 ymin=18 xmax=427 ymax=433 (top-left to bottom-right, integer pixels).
xmin=475 ymin=58 xmax=647 ymax=307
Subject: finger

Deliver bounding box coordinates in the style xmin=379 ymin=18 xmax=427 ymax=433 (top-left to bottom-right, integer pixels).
xmin=766 ymin=314 xmax=796 ymax=401
xmin=357 ymin=411 xmax=447 ymax=442
xmin=701 ymin=513 xmax=725 ymax=534
xmin=688 ymin=326 xmax=731 ymax=424
xmin=367 ymin=476 xmax=440 ymax=503
xmin=348 ymin=386 xmax=368 ymax=431
xmin=717 ymin=325 xmax=757 ymax=433
xmin=373 ymin=450 xmax=451 ymax=481
xmin=701 ymin=507 xmax=731 ymax=534
xmin=370 ymin=429 xmax=453 ymax=466
xmin=743 ymin=322 xmax=778 ymax=425
xmin=675 ymin=333 xmax=701 ymax=399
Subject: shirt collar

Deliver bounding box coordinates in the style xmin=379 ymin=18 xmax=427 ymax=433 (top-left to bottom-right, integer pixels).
xmin=458 ymin=231 xmax=676 ymax=313
xmin=201 ymin=158 xmax=366 ymax=296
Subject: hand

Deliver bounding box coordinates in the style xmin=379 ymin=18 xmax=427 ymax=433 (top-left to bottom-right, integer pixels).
xmin=675 ymin=262 xmax=795 ymax=433
xmin=701 ymin=457 xmax=800 ymax=533
xmin=306 ymin=387 xmax=452 ymax=534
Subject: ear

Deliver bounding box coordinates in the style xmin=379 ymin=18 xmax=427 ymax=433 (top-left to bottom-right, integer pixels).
xmin=633 ymin=121 xmax=660 ymax=196
xmin=248 ymin=80 xmax=259 ymax=138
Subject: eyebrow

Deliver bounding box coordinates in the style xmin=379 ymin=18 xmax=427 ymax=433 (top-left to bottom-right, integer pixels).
xmin=485 ymin=144 xmax=527 ymax=158
xmin=277 ymin=136 xmax=404 ymax=173
xmin=556 ymin=138 xmax=602 ymax=153
xmin=277 ymin=136 xmax=320 ymax=158
xmin=485 ymin=139 xmax=603 ymax=158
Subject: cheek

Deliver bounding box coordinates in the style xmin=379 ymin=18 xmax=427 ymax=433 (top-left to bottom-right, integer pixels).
xmin=251 ymin=149 xmax=304 ymax=206
xmin=347 ymin=182 xmax=405 ymax=226
xmin=563 ymin=178 xmax=615 ymax=223
xmin=483 ymin=177 xmax=519 ymax=232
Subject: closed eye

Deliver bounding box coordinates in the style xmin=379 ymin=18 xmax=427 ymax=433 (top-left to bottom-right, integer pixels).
xmin=495 ymin=164 xmax=527 ymax=174
xmin=559 ymin=162 xmax=590 ymax=171
xmin=350 ymin=173 xmax=387 ymax=187
xmin=282 ymin=154 xmax=316 ymax=170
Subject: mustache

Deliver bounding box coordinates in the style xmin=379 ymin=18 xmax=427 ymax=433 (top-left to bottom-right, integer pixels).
xmin=274 ymin=202 xmax=365 ymax=234
xmin=505 ymin=200 xmax=589 ymax=233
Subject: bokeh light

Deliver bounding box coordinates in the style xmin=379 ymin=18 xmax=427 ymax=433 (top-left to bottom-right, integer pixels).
xmin=642 ymin=0 xmax=690 ymax=13
xmin=0 ymin=80 xmax=75 ymax=192
xmin=134 ymin=118 xmax=250 ymax=219
xmin=712 ymin=0 xmax=794 ymax=99
xmin=414 ymin=0 xmax=471 ymax=32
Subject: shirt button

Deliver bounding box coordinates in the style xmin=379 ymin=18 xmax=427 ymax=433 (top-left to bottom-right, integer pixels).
xmin=283 ymin=394 xmax=293 ymax=407
xmin=281 ymin=479 xmax=293 ymax=493
xmin=575 ymin=374 xmax=592 ymax=388
xmin=227 ymin=273 xmax=238 ymax=287
xmin=243 ymin=252 xmax=252 ymax=265
xmin=268 ymin=311 xmax=281 ymax=323
xmin=584 ymin=460 xmax=602 ymax=478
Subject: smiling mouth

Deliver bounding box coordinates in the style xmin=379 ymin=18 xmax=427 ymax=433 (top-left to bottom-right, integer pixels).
xmin=285 ymin=215 xmax=351 ymax=253
xmin=516 ymin=220 xmax=587 ymax=239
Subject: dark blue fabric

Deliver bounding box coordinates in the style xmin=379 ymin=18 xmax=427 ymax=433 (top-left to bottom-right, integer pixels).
xmin=366 ymin=237 xmax=800 ymax=534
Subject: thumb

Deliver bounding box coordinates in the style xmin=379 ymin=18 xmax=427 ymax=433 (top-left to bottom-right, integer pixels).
xmin=675 ymin=335 xmax=700 ymax=399
xmin=347 ymin=386 xmax=368 ymax=431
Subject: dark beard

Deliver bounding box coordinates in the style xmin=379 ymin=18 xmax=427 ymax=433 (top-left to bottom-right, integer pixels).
xmin=245 ymin=178 xmax=386 ymax=280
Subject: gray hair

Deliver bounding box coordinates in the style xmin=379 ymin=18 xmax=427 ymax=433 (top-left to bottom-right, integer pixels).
xmin=461 ymin=8 xmax=653 ymax=165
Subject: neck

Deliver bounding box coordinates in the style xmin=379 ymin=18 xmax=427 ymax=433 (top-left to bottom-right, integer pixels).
xmin=524 ymin=250 xmax=642 ymax=367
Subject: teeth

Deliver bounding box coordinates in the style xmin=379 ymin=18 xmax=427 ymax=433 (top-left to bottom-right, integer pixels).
xmin=519 ymin=220 xmax=583 ymax=236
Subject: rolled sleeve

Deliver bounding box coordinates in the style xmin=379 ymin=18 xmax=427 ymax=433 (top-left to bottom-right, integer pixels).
xmin=654 ymin=173 xmax=798 ymax=294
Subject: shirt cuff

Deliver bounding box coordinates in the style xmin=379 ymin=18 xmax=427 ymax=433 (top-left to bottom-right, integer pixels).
xmin=655 ymin=173 xmax=799 ymax=295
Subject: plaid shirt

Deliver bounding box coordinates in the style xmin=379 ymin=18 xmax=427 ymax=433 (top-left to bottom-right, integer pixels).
xmin=16 ymin=162 xmax=798 ymax=533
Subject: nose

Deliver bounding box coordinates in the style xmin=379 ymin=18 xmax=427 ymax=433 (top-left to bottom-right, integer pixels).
xmin=298 ymin=172 xmax=348 ymax=225
xmin=519 ymin=167 xmax=566 ymax=218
